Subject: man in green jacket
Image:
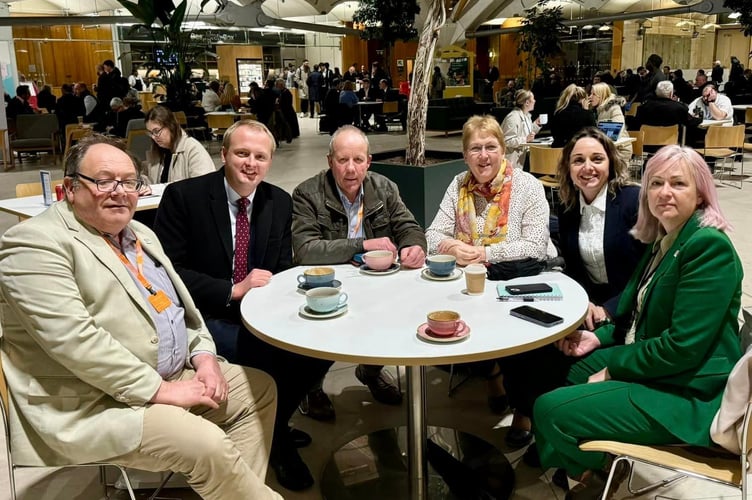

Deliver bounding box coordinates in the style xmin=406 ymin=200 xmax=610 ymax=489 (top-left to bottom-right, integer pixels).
xmin=292 ymin=125 xmax=427 ymax=419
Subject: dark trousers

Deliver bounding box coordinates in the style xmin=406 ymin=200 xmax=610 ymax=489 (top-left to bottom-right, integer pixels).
xmin=300 ymin=99 xmax=309 ymax=115
xmin=206 ymin=319 xmax=333 ymax=448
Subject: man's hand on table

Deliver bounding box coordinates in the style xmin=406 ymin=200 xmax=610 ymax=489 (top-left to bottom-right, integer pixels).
xmin=399 ymin=245 xmax=426 ymax=269
xmin=363 ymin=237 xmax=397 ymax=258
xmin=231 ymin=268 xmax=273 ymax=300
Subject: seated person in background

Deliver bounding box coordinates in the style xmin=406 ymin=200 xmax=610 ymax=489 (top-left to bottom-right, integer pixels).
xmin=425 ymin=115 xmax=553 ymax=436
xmin=338 ymin=80 xmax=359 ymax=108
xmin=143 ymin=105 xmax=215 ymax=183
xmin=292 ymin=125 xmax=427 ymax=415
xmin=0 ymin=134 xmax=282 ymax=500
xmin=201 ymin=80 xmax=222 ymax=112
xmin=74 ymin=82 xmax=98 ymax=120
xmin=153 ymin=120 xmax=331 ymax=492
xmin=533 ymin=145 xmax=742 ymax=499
xmin=500 ymin=90 xmax=541 ymax=169
xmin=106 ymin=96 xmax=145 ymax=138
xmin=54 ymin=83 xmax=86 ymax=130
xmin=636 ymin=81 xmax=700 ymax=130
xmin=688 ymin=83 xmax=733 ymax=121
xmin=36 ymin=84 xmax=56 ymax=112
xmin=550 ymin=84 xmax=596 ymax=148
xmin=589 ymin=83 xmax=632 ymax=164
xmin=6 ymin=85 xmax=35 ymax=119
xmin=355 ymin=78 xmax=383 ymax=131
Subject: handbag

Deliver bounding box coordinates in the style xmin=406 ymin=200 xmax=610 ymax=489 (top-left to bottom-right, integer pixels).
xmin=485 ymin=257 xmax=564 ymax=281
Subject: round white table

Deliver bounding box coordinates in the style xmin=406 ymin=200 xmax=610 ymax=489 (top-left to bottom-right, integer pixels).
xmin=241 ymin=264 xmax=588 ymax=499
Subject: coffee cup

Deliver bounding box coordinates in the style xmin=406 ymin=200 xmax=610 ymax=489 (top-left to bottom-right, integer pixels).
xmin=538 ymin=113 xmax=548 ymax=125
xmin=464 ymin=263 xmax=487 ymax=295
xmin=363 ymin=250 xmax=394 ymax=271
xmin=297 ymin=267 xmax=335 ymax=288
xmin=305 ymin=287 xmax=348 ymax=313
xmin=427 ymin=310 xmax=462 ymax=336
xmin=426 ymin=254 xmax=456 ymax=277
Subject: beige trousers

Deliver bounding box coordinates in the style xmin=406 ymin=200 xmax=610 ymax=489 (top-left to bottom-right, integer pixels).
xmin=111 ymin=362 xmax=282 ymax=500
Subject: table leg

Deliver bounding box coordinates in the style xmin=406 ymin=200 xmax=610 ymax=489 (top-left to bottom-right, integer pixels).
xmin=406 ymin=365 xmax=427 ymax=500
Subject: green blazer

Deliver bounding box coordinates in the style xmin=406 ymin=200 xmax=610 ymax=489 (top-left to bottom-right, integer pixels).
xmin=592 ymin=212 xmax=742 ymax=446
xmin=0 ymin=202 xmax=215 ymax=466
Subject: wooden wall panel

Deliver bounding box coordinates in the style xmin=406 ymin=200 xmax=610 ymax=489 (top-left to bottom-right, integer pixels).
xmin=12 ymin=25 xmax=113 ymax=87
xmin=341 ymin=25 xmax=368 ymax=74
xmin=391 ymin=40 xmax=418 ymax=84
xmin=216 ymin=45 xmax=263 ymax=87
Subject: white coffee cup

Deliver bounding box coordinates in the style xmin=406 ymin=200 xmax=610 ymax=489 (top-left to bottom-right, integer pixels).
xmin=538 ymin=113 xmax=548 ymax=125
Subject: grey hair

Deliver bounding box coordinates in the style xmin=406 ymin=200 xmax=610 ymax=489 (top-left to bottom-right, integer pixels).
xmin=109 ymin=97 xmax=123 ymax=109
xmin=328 ymin=125 xmax=370 ymax=156
xmin=655 ymin=80 xmax=673 ymax=99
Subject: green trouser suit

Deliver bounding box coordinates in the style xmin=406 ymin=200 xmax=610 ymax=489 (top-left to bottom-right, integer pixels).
xmin=533 ymin=213 xmax=743 ymax=476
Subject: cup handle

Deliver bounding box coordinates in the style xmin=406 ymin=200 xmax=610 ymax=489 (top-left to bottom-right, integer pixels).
xmin=297 ymin=275 xmax=306 ymax=284
xmin=453 ymin=320 xmax=465 ymax=333
xmin=338 ymin=292 xmax=348 ymax=307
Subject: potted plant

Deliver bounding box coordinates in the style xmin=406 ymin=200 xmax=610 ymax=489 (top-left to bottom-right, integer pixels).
xmin=117 ymin=0 xmax=219 ymax=110
xmin=516 ymin=0 xmax=565 ymax=88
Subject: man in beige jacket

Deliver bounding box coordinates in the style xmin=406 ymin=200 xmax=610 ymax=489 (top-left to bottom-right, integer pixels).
xmin=0 ymin=134 xmax=282 ymax=499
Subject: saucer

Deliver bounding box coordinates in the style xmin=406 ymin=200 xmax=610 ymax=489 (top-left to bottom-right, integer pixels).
xmin=421 ymin=268 xmax=463 ymax=282
xmin=360 ymin=263 xmax=400 ymax=276
xmin=298 ymin=304 xmax=348 ymax=319
xmin=416 ymin=321 xmax=470 ymax=343
xmin=297 ymin=279 xmax=342 ymax=293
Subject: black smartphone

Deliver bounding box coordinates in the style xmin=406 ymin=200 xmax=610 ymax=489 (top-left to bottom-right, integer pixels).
xmin=510 ymin=305 xmax=563 ymax=327
xmin=505 ymin=283 xmax=553 ymax=295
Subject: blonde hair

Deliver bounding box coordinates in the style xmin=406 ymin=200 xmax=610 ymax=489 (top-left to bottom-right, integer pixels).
xmin=514 ymin=89 xmax=533 ymax=108
xmin=462 ymin=115 xmax=506 ymax=153
xmin=555 ymin=84 xmax=587 ymax=114
xmin=222 ymin=120 xmax=276 ymax=155
xmin=590 ymin=82 xmax=614 ymax=109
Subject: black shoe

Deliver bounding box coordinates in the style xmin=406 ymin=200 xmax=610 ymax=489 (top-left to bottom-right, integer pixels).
xmin=505 ymin=427 xmax=533 ymax=449
xmin=564 ymin=460 xmax=629 ymax=500
xmin=298 ymin=388 xmax=336 ymax=421
xmin=355 ymin=365 xmax=402 ymax=405
xmin=522 ymin=442 xmax=540 ymax=468
xmin=289 ymin=427 xmax=312 ymax=448
xmin=270 ymin=445 xmax=314 ymax=491
xmin=552 ymin=468 xmax=569 ymax=491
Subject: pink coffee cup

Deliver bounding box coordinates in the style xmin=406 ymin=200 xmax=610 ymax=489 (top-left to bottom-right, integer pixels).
xmin=426 ymin=310 xmax=462 ymax=336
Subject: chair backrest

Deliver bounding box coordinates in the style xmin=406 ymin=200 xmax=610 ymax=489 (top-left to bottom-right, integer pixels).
xmin=528 ymin=146 xmax=563 ymax=177
xmin=64 ymin=127 xmax=92 ymax=159
xmin=206 ymin=114 xmax=235 ymax=130
xmin=125 ymin=118 xmax=146 ymax=137
xmin=382 ymin=101 xmax=399 ymax=114
xmin=628 ymin=130 xmax=644 ymax=157
xmin=625 ymin=102 xmax=640 ymax=117
xmin=745 ymin=108 xmax=752 ymax=126
xmin=640 ymin=124 xmax=679 ymax=147
xmin=126 ymin=129 xmax=152 ymax=162
xmin=173 ymin=111 xmax=188 ymax=127
xmin=15 ymin=179 xmax=64 ymax=198
xmin=15 ymin=114 xmax=59 ymax=140
xmin=705 ymin=124 xmax=745 ymax=149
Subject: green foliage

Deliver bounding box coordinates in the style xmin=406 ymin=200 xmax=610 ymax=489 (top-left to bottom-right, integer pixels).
xmin=352 ymin=0 xmax=420 ymax=44
xmin=517 ymin=0 xmax=565 ymax=85
xmin=724 ymin=0 xmax=752 ymax=37
xmin=117 ymin=0 xmax=214 ymax=108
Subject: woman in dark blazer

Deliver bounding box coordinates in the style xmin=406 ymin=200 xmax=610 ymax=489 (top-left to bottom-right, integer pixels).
xmin=534 ymin=145 xmax=742 ymax=499
xmin=556 ymin=127 xmax=645 ymax=328
xmin=550 ymin=84 xmax=596 ymax=148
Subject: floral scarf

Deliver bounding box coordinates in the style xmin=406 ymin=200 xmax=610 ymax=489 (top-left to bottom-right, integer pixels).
xmin=455 ymin=160 xmax=514 ymax=245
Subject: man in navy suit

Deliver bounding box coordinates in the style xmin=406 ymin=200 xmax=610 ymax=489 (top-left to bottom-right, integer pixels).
xmin=153 ymin=120 xmax=331 ymax=492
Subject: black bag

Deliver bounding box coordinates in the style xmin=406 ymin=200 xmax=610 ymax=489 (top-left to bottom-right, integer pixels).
xmin=485 ymin=257 xmax=564 ymax=281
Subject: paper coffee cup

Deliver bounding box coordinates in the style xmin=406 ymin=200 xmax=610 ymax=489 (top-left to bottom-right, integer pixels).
xmin=464 ymin=264 xmax=487 ymax=295
xmin=538 ymin=113 xmax=548 ymax=125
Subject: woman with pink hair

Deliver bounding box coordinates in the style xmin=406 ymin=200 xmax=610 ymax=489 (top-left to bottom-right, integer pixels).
xmin=529 ymin=145 xmax=742 ymax=499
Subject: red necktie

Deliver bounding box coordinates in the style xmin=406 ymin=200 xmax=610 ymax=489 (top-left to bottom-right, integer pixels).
xmin=233 ymin=197 xmax=250 ymax=284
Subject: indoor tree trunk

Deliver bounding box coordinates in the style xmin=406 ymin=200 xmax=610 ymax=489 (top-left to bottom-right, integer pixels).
xmin=405 ymin=0 xmax=446 ymax=166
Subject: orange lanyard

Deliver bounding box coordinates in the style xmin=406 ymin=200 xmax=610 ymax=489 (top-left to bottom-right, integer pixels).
xmin=105 ymin=236 xmax=173 ymax=313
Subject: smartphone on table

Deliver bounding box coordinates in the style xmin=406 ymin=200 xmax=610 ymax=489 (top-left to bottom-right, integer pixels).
xmin=510 ymin=305 xmax=563 ymax=327
xmin=504 ymin=283 xmax=552 ymax=295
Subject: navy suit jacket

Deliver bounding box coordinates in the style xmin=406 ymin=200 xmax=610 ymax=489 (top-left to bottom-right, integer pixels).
xmin=557 ymin=185 xmax=645 ymax=316
xmin=153 ymin=168 xmax=293 ymax=321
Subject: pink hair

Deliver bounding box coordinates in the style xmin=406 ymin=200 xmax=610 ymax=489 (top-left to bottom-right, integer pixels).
xmin=631 ymin=145 xmax=731 ymax=243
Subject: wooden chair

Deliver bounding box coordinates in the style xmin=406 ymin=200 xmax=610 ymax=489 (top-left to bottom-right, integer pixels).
xmin=63 ymin=126 xmax=93 ymax=161
xmin=640 ymin=124 xmax=679 ymax=162
xmin=206 ymin=113 xmax=235 ymax=139
xmin=0 ymin=351 xmax=138 ymax=500
xmin=173 ymin=111 xmax=188 ymax=127
xmin=625 ymin=102 xmax=640 ymax=117
xmin=126 ymin=129 xmax=152 ymax=163
xmin=628 ymin=130 xmax=645 ymax=179
xmin=9 ymin=114 xmax=59 ymax=168
xmin=695 ymin=124 xmax=745 ymax=189
xmin=0 ymin=129 xmax=9 ymax=171
xmin=528 ymin=146 xmax=563 ymax=209
xmin=15 ymin=179 xmax=64 ymax=198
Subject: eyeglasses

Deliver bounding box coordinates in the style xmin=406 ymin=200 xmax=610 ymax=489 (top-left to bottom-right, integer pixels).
xmin=468 ymin=144 xmax=501 ymax=156
xmin=73 ymin=172 xmax=143 ymax=193
xmin=147 ymin=126 xmax=165 ymax=138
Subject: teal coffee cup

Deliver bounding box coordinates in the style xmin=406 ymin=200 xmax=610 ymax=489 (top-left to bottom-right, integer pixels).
xmin=305 ymin=287 xmax=348 ymax=313
xmin=297 ymin=267 xmax=335 ymax=288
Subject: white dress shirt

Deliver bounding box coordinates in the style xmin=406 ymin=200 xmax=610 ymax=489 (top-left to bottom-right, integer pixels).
xmin=578 ymin=185 xmax=608 ymax=285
